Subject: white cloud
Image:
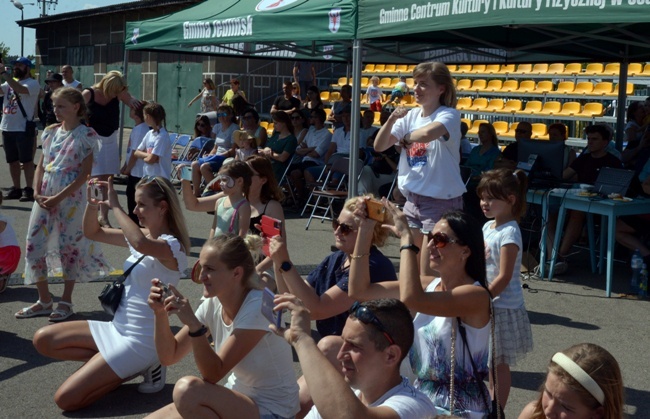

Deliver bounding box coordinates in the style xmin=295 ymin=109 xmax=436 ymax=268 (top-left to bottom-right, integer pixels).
xmin=83 ymin=3 xmax=100 ymax=9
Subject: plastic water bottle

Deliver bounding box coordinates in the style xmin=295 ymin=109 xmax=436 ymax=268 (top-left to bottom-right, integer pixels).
xmin=630 ymin=249 xmax=643 ymax=294
xmin=639 ymin=264 xmax=648 ymax=299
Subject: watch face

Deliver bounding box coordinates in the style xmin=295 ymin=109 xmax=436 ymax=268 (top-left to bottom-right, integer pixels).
xmin=280 ymin=261 xmax=292 ymax=271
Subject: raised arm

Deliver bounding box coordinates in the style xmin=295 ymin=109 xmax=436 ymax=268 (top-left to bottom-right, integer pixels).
xmin=374 ymin=107 xmax=407 ymax=152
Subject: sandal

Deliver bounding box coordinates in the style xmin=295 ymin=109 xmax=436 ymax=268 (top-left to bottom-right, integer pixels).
xmin=15 ymin=299 xmax=54 ymax=318
xmin=49 ymin=301 xmax=74 ymax=322
xmin=0 ymin=275 xmax=8 ymax=294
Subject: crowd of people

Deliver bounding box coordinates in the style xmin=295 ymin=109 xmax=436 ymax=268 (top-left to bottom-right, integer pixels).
xmin=0 ymin=56 xmax=641 ymax=418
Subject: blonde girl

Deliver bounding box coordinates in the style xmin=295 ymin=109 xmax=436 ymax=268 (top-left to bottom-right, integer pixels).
xmin=188 ymin=78 xmax=218 ymax=113
xmin=145 ymin=234 xmax=299 ymax=419
xmin=133 ymin=102 xmax=172 ymax=179
xmin=477 ymin=168 xmax=533 ymax=409
xmin=17 ymin=87 xmax=111 ymax=322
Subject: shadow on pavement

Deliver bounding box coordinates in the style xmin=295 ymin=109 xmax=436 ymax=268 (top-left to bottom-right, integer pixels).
xmin=527 ymin=310 xmax=600 ymax=330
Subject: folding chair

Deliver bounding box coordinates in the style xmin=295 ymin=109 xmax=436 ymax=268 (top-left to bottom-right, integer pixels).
xmin=277 ymin=153 xmax=302 ymax=208
xmin=300 ymin=155 xmax=348 ymax=217
xmin=170 ymin=137 xmax=214 ymax=180
xmin=305 ymin=157 xmax=362 ymax=230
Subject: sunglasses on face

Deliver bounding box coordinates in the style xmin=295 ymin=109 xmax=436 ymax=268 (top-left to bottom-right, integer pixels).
xmin=332 ymin=219 xmax=357 ymax=235
xmin=141 ymin=175 xmax=166 ymax=193
xmin=216 ymin=174 xmax=235 ymax=189
xmin=426 ymin=232 xmax=461 ymax=248
xmin=217 ymin=112 xmax=228 ymax=118
xmin=348 ymin=301 xmax=396 ymax=345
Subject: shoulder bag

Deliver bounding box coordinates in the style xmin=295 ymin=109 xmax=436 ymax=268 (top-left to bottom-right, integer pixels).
xmin=98 ymin=254 xmax=146 ymax=316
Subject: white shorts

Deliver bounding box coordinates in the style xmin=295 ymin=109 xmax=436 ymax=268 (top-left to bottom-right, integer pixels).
xmin=92 ymin=131 xmax=120 ymax=176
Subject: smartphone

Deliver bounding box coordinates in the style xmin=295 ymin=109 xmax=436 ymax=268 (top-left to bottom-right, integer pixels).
xmin=157 ymin=280 xmax=173 ymax=299
xmin=260 ymin=215 xmax=282 ymax=257
xmin=261 ymin=287 xmax=283 ymax=328
xmin=181 ymin=166 xmax=192 ymax=181
xmin=91 ymin=183 xmax=102 ymax=200
xmin=366 ymin=198 xmax=386 ymax=222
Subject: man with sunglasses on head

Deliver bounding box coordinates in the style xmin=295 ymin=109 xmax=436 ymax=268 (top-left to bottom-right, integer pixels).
xmin=272 ymin=296 xmax=435 ymax=419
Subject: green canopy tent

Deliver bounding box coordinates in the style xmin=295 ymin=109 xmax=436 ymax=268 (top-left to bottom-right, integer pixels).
xmin=126 ymin=0 xmax=650 ymax=194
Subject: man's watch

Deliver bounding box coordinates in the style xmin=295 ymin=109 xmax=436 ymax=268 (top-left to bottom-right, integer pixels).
xmin=279 ymin=261 xmax=293 ymax=272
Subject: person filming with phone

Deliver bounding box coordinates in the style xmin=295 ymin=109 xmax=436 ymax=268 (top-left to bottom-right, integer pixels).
xmin=145 ymin=234 xmax=299 ymax=419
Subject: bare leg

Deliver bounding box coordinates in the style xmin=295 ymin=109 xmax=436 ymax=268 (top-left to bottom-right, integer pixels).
xmin=489 ymin=363 xmax=512 ymax=408
xmin=145 ymin=403 xmax=183 ymax=419
xmin=297 ymin=336 xmax=343 ymax=419
xmin=9 ymin=161 xmax=21 ymax=189
xmin=616 ymin=219 xmax=650 ymax=256
xmin=16 ymin=280 xmax=53 ymax=316
xmin=24 ymin=160 xmax=35 ymax=190
xmin=201 ymin=163 xmax=216 ymax=186
xmin=172 ymin=376 xmax=261 ymax=419
xmin=33 ymin=320 xmax=98 ymax=361
xmin=559 ymin=210 xmax=585 ymax=257
xmin=191 ymin=161 xmax=202 ymax=197
xmin=50 ymin=280 xmax=76 ymax=320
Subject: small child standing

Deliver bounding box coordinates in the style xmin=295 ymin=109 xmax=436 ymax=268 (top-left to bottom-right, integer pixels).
xmin=386 ymin=75 xmax=409 ymax=104
xmin=133 ymin=102 xmax=172 ymax=179
xmin=365 ymin=76 xmax=383 ymax=112
xmin=234 ymin=130 xmax=258 ymax=161
xmin=477 ymin=168 xmax=533 ymax=410
xmin=120 ymin=101 xmax=150 ymax=224
xmin=0 ymin=192 xmax=20 ymax=294
xmin=16 ymin=87 xmax=111 ymax=321
xmin=211 ymin=160 xmax=253 ymax=239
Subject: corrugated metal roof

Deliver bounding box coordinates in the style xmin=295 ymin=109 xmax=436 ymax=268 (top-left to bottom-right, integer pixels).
xmin=20 ymin=0 xmax=203 ymax=28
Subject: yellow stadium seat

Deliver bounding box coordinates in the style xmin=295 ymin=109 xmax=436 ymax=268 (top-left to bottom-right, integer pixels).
xmin=641 ymin=64 xmax=650 ymax=76
xmin=531 ymin=63 xmax=549 ymax=75
xmin=614 ymin=82 xmax=634 ymax=95
xmin=547 ymin=63 xmax=565 ymax=75
xmin=517 ymin=80 xmax=536 ymax=93
xmin=395 ymin=64 xmax=408 ymax=73
xmin=484 ymin=99 xmax=505 ymax=113
xmin=457 ymin=64 xmax=473 ymax=73
xmin=602 ymin=63 xmax=620 ymax=76
xmin=447 ymin=64 xmax=458 ymax=72
xmin=401 ymin=94 xmax=416 ymax=107
xmin=555 ymin=81 xmax=575 ymax=94
xmin=503 ymin=122 xmax=519 ymax=137
xmin=498 ymin=64 xmax=516 ymax=74
xmin=373 ymin=64 xmax=386 ymax=73
xmin=574 ymin=81 xmax=594 ymax=95
xmin=362 ymin=64 xmax=375 ymax=73
xmin=582 ymin=63 xmax=604 ymax=76
xmin=324 ymin=108 xmax=332 ymax=119
xmin=467 ymin=98 xmax=489 ymax=112
xmin=453 ymin=78 xmax=457 ymax=86
xmin=472 ymin=64 xmax=487 ymax=73
xmin=556 ymin=101 xmax=582 ymax=117
xmin=405 ymin=77 xmax=415 ymax=89
xmin=360 ymin=77 xmax=369 ymax=88
xmin=591 ymin=82 xmax=614 ymax=95
xmin=499 ymin=99 xmax=522 ymax=113
xmin=360 ymin=93 xmax=367 ymax=103
xmin=461 ymin=118 xmax=472 ymax=128
xmin=563 ymin=63 xmax=582 ymax=75
xmin=512 ymin=63 xmax=532 ymax=75
xmin=384 ymin=64 xmax=396 ymax=73
xmin=532 ymin=123 xmax=549 ymax=140
xmin=338 ymin=76 xmax=349 ymax=86
xmin=329 ymin=91 xmax=341 ymax=101
xmin=533 ymin=81 xmax=554 ymax=94
xmin=266 ymin=122 xmax=275 ymax=136
xmin=467 ymin=119 xmax=489 ymax=135
xmin=407 ymin=64 xmax=416 ymax=72
xmin=493 ymin=121 xmax=510 ymax=136
xmin=389 ymin=77 xmax=401 ymax=88
xmin=456 ymin=97 xmax=473 ymax=110
xmin=469 ymin=79 xmax=487 ymax=91
xmin=485 ymin=64 xmax=501 ymax=74
xmin=498 ymin=80 xmax=519 ymax=93
xmin=628 ymin=63 xmax=643 ymax=76
xmin=320 ymin=91 xmax=330 ymax=101
xmin=374 ymin=111 xmax=382 ymax=124
xmin=484 ymin=80 xmax=503 ymax=92
xmin=517 ymin=100 xmax=543 ymax=115
xmin=456 ymin=79 xmax=472 ymax=91
xmin=578 ymin=102 xmax=605 ymax=117
xmin=259 ymin=121 xmax=269 ymax=130
xmin=538 ymin=101 xmax=562 ymax=116
xmin=378 ymin=77 xmax=392 ymax=88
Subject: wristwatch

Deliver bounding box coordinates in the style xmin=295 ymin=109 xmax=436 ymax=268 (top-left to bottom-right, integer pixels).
xmin=399 ymin=243 xmax=420 ymax=254
xmin=279 ymin=261 xmax=293 ymax=272
xmin=188 ymin=325 xmax=209 ymax=337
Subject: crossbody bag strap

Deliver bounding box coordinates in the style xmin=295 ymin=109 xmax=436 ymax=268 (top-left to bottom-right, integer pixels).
xmin=14 ymin=91 xmax=28 ymax=119
xmin=228 ymin=198 xmax=247 ymax=233
xmin=457 ymin=317 xmax=491 ymax=412
xmin=116 ymin=254 xmax=147 ymax=284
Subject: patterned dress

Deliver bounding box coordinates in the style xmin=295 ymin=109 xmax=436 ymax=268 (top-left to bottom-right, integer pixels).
xmin=25 ymin=124 xmax=112 ymax=284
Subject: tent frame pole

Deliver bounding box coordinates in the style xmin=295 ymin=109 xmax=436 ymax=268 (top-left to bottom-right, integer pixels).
xmin=118 ymin=49 xmax=129 ymax=163
xmin=615 ymin=51 xmax=628 ymax=151
xmin=349 ymin=39 xmax=363 ymax=198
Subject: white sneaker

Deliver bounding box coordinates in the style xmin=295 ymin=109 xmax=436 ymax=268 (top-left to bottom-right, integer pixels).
xmin=137 ymin=363 xmax=166 ymax=394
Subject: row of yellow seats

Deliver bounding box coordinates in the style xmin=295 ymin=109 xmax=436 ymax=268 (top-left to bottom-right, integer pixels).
xmin=450 ymin=62 xmax=650 ymax=77
xmin=455 ymin=79 xmax=633 ymax=96
xmin=457 ymin=98 xmax=605 ymax=118
xmin=322 ymin=91 xmax=417 ymax=107
xmin=331 ymin=76 xmax=415 ymax=90
xmin=362 ymin=64 xmax=416 ymax=74
xmin=462 ymin=119 xmax=551 ymax=140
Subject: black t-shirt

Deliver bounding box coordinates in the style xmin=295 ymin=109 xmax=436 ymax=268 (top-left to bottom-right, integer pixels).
xmin=502 ymin=142 xmax=518 ymax=162
xmin=570 ymin=152 xmax=623 ymax=184
xmin=273 ymin=95 xmax=301 ymax=112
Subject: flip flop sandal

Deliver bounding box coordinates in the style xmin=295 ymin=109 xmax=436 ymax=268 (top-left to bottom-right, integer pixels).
xmin=15 ymin=299 xmax=54 ymax=318
xmin=49 ymin=301 xmax=74 ymax=322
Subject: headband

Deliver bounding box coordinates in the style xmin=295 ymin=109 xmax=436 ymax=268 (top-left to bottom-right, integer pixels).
xmin=552 ymin=352 xmax=605 ymax=406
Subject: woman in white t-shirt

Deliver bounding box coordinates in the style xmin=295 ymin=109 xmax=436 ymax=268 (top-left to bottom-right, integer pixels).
xmin=145 ymin=234 xmax=299 ymax=419
xmin=374 ymin=62 xmax=464 ymax=273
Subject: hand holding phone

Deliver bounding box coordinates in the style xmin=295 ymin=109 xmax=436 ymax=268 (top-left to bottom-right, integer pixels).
xmin=157 ymin=280 xmax=173 ymax=300
xmin=181 ymin=166 xmax=193 ymax=181
xmin=260 ymin=215 xmax=282 ymax=257
xmin=261 ymin=288 xmax=283 ymax=328
xmin=366 ymin=198 xmax=386 ymax=222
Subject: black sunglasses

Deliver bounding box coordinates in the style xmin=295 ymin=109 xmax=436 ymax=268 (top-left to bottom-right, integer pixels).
xmin=141 ymin=175 xmax=166 ymax=193
xmin=426 ymin=232 xmax=461 ymax=248
xmin=348 ymin=301 xmax=395 ymax=345
xmin=332 ymin=219 xmax=357 ymax=235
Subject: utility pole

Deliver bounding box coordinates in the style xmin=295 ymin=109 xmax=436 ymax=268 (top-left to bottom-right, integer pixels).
xmin=38 ymin=0 xmax=58 ymax=17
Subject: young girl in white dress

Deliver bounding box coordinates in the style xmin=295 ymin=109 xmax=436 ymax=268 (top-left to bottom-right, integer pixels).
xmin=32 ymin=175 xmax=190 ymax=411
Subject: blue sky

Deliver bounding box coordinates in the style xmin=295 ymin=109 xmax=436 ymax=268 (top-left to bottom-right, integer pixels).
xmin=5 ymin=1 xmax=125 ymax=57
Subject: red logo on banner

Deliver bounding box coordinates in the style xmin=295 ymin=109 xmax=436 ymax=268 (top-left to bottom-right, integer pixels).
xmin=329 ymin=8 xmax=341 ymax=33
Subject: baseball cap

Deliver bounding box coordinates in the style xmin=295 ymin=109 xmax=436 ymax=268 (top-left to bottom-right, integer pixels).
xmin=10 ymin=57 xmax=34 ymax=68
xmin=45 ymin=73 xmax=63 ymax=83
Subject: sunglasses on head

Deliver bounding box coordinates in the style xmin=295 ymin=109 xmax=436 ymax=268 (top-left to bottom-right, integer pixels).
xmin=348 ymin=301 xmax=395 ymax=345
xmin=332 ymin=219 xmax=357 ymax=235
xmin=141 ymin=175 xmax=166 ymax=193
xmin=426 ymin=232 xmax=461 ymax=248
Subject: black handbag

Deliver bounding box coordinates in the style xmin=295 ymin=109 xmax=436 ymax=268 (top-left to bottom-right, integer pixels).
xmin=98 ymin=255 xmax=146 ymax=316
xmin=14 ymin=92 xmax=37 ymax=138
